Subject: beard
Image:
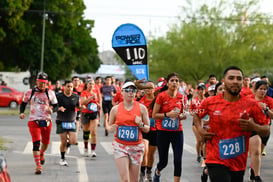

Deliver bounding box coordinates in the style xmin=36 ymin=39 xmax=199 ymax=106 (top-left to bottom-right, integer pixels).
xmin=225 ymin=85 xmax=241 ymax=96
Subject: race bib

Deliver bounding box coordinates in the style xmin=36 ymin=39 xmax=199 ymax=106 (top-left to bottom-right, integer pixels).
xmin=162 ymin=117 xmax=179 ymax=130
xmin=87 ymin=103 xmax=97 ymax=112
xmin=117 ymin=126 xmax=139 ymax=142
xmin=219 ymin=136 xmax=246 ymax=160
xmin=103 ymin=95 xmax=112 ymax=101
xmin=149 ymin=118 xmax=155 ymax=127
xmin=61 ymin=122 xmax=76 ymax=130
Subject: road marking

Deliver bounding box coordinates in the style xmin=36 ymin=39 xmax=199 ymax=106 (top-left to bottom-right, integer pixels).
xmin=184 ymin=143 xmax=195 ymax=154
xmin=51 ymin=141 xmax=61 ymax=155
xmin=100 ymin=142 xmax=113 ymax=155
xmin=77 ymin=157 xmax=88 ymax=182
xmin=23 ymin=141 xmax=32 ymax=154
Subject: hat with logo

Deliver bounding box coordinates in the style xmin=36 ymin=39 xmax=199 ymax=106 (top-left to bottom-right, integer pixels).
xmin=122 ymin=81 xmax=137 ymax=89
xmin=37 ymin=72 xmax=48 ymax=83
xmin=208 ymin=85 xmax=215 ymax=92
xmin=197 ymin=83 xmax=206 ymax=90
xmin=251 ymin=77 xmax=261 ymax=84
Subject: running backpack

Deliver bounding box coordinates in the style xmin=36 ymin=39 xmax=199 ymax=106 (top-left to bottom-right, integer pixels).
xmin=29 ymin=88 xmax=51 ymax=104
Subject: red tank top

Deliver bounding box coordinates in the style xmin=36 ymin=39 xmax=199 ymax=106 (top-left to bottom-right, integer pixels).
xmin=114 ymin=101 xmax=143 ymax=145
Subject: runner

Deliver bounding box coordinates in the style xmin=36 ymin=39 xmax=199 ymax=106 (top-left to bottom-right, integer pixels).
xmin=193 ymin=66 xmax=269 ymax=182
xmin=19 ymin=72 xmax=58 ymax=174
xmin=55 ymin=80 xmax=81 ymax=166
xmin=101 ymin=76 xmax=117 ymax=136
xmin=138 ymin=81 xmax=156 ymax=182
xmin=247 ymin=80 xmax=273 ymax=182
xmin=107 ymin=81 xmax=150 ymax=182
xmin=152 ymin=72 xmax=187 ymax=182
xmin=80 ymin=78 xmax=100 ymax=157
xmin=240 ymin=76 xmax=252 ymax=96
xmin=190 ymin=83 xmax=206 ymax=163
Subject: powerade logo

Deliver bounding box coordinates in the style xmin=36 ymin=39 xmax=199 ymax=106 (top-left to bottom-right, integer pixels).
xmin=115 ymin=34 xmax=141 ymax=45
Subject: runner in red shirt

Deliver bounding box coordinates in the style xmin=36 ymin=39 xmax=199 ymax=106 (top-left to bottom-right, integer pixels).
xmin=240 ymin=76 xmax=252 ymax=97
xmin=138 ymin=81 xmax=156 ymax=182
xmin=80 ymin=78 xmax=100 ymax=157
xmin=190 ymin=83 xmax=206 ymax=163
xmin=247 ymin=80 xmax=273 ymax=181
xmin=152 ymin=72 xmax=187 ymax=182
xmin=193 ymin=66 xmax=269 ymax=182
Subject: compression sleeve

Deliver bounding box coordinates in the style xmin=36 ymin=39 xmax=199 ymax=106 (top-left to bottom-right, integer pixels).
xmin=20 ymin=102 xmax=27 ymax=113
xmin=52 ymin=103 xmax=58 ymax=112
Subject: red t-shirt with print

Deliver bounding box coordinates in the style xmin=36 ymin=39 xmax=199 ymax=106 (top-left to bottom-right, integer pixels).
xmin=139 ymin=94 xmax=156 ymax=131
xmin=155 ymin=91 xmax=185 ymax=131
xmin=198 ymin=93 xmax=267 ymax=171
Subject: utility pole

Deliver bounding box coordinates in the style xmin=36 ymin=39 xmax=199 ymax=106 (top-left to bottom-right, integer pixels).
xmin=40 ymin=0 xmax=46 ymax=72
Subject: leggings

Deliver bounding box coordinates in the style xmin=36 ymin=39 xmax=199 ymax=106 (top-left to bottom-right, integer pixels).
xmin=207 ymin=164 xmax=245 ymax=182
xmin=156 ymin=130 xmax=184 ymax=176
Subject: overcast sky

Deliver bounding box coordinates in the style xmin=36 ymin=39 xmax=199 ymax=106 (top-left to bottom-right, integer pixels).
xmin=83 ymin=0 xmax=273 ymax=52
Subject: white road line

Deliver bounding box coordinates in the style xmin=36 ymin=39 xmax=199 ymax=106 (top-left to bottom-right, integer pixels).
xmin=23 ymin=141 xmax=32 ymax=154
xmin=77 ymin=157 xmax=88 ymax=182
xmin=51 ymin=141 xmax=61 ymax=155
xmin=78 ymin=141 xmax=84 ymax=155
xmin=184 ymin=143 xmax=195 ymax=154
xmin=100 ymin=141 xmax=113 ymax=155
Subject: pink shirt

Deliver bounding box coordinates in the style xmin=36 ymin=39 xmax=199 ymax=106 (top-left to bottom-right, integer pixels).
xmin=22 ymin=88 xmax=58 ymax=121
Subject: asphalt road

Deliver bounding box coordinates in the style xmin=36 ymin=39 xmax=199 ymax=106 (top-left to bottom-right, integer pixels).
xmin=0 ymin=114 xmax=273 ymax=182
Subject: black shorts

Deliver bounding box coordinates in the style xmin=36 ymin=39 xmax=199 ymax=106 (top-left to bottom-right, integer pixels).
xmin=142 ymin=130 xmax=157 ymax=146
xmin=261 ymin=135 xmax=270 ymax=146
xmin=81 ymin=112 xmax=98 ymax=124
xmin=206 ymin=164 xmax=245 ymax=182
xmin=102 ymin=101 xmax=113 ymax=114
xmin=56 ymin=120 xmax=76 ymax=134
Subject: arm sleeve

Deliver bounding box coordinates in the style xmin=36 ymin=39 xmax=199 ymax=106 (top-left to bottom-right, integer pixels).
xmin=19 ymin=102 xmax=27 ymax=114
xmin=52 ymin=103 xmax=58 ymax=112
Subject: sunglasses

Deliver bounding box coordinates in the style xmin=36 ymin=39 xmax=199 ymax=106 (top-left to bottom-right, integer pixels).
xmin=123 ymin=88 xmax=137 ymax=93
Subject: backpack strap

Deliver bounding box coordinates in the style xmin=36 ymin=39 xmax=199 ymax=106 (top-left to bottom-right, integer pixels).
xmin=29 ymin=87 xmax=51 ymax=104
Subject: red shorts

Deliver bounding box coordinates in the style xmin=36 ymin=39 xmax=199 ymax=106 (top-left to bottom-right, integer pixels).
xmin=28 ymin=120 xmax=52 ymax=144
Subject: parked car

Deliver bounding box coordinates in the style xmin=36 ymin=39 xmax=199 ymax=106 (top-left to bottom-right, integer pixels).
xmin=0 ymin=85 xmax=24 ymax=109
xmin=0 ymin=152 xmax=11 ymax=182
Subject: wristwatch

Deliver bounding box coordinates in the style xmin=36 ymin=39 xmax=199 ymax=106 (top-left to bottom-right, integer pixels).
xmin=164 ymin=113 xmax=167 ymax=117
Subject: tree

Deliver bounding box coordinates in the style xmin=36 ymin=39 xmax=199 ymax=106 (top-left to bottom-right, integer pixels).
xmin=148 ymin=0 xmax=273 ymax=84
xmin=0 ymin=0 xmax=101 ymax=86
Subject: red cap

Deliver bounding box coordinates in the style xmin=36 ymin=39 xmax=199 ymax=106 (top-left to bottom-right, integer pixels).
xmin=158 ymin=77 xmax=165 ymax=82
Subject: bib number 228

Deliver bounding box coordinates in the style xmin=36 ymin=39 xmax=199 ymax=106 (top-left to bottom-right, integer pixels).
xmin=219 ymin=136 xmax=245 ymax=160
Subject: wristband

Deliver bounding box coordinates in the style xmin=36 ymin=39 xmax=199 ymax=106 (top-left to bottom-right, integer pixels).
xmin=164 ymin=113 xmax=167 ymax=117
xmin=140 ymin=123 xmax=145 ymax=128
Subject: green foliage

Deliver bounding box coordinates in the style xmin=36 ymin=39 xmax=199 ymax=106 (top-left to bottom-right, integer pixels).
xmin=148 ymin=0 xmax=273 ymax=84
xmin=0 ymin=0 xmax=100 ymax=84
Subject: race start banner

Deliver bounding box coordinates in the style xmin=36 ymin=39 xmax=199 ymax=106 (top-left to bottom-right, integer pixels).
xmin=112 ymin=23 xmax=148 ymax=80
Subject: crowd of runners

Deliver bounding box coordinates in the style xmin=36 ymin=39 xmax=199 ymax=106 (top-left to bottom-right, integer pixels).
xmin=19 ymin=65 xmax=273 ymax=182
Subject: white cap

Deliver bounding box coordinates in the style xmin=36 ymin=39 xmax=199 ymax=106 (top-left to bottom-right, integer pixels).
xmin=122 ymin=81 xmax=137 ymax=89
xmin=251 ymin=77 xmax=261 ymax=83
xmin=208 ymin=85 xmax=215 ymax=92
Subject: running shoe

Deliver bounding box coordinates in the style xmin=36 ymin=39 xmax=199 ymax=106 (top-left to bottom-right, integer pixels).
xmin=201 ymin=167 xmax=208 ymax=182
xmin=262 ymin=149 xmax=266 ymax=156
xmin=249 ymin=167 xmax=255 ymax=181
xmin=59 ymin=159 xmax=68 ymax=166
xmin=153 ymin=169 xmax=160 ymax=182
xmin=146 ymin=171 xmax=153 ymax=182
xmin=139 ymin=171 xmax=145 ymax=182
xmin=197 ymin=156 xmax=202 ymax=163
xmin=91 ymin=151 xmax=97 ymax=158
xmin=105 ymin=129 xmax=109 ymax=136
xmin=254 ymin=176 xmax=263 ymax=182
xmin=40 ymin=153 xmax=45 ymax=165
xmin=35 ymin=165 xmax=42 ymax=175
xmin=84 ymin=148 xmax=89 ymax=157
